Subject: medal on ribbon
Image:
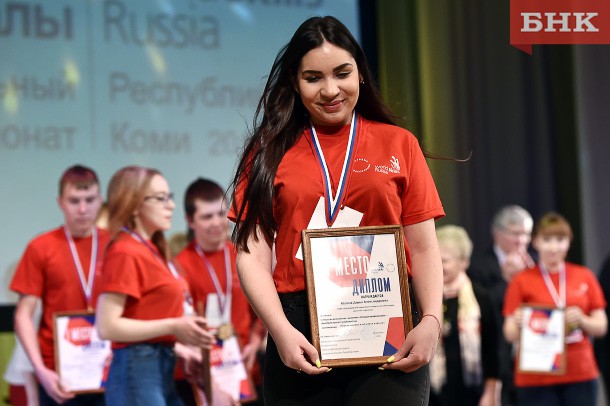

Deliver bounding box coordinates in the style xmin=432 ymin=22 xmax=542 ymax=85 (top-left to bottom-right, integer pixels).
xmin=309 ymin=112 xmax=358 ymax=227
xmin=217 ymin=322 xmax=235 ymax=341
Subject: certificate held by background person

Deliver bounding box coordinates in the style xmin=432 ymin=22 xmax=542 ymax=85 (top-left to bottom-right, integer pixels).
xmin=54 ymin=311 xmax=111 ymax=393
xmin=518 ymin=306 xmax=566 ymax=374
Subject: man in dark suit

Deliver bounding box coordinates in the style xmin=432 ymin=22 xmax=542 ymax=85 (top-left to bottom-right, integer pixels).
xmin=468 ymin=205 xmax=534 ymax=406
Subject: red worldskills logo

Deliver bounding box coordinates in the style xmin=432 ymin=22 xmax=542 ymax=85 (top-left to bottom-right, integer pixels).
xmin=528 ymin=309 xmax=551 ymax=334
xmin=64 ymin=317 xmax=94 ymax=346
xmin=510 ymin=0 xmax=610 ymax=54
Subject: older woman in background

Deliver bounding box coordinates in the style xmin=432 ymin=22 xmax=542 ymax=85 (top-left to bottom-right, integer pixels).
xmin=430 ymin=225 xmax=500 ymax=406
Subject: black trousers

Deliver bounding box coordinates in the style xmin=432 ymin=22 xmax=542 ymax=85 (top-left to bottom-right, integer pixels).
xmin=263 ymin=291 xmax=429 ymax=406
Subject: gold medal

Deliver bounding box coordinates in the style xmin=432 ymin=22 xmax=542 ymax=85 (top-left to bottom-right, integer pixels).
xmin=217 ymin=322 xmax=235 ymax=341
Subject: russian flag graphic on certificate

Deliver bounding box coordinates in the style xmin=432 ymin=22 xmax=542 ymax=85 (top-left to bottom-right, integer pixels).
xmin=384 ymin=317 xmax=406 ymax=356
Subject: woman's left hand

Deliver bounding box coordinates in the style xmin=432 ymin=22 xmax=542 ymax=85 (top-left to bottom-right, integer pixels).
xmin=380 ymin=315 xmax=439 ymax=373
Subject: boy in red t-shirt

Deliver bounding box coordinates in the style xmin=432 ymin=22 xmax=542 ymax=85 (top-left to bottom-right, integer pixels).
xmin=10 ymin=165 xmax=110 ymax=406
xmin=175 ymin=178 xmax=265 ymax=405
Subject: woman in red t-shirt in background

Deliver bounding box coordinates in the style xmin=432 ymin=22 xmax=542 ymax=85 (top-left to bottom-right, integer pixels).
xmin=503 ymin=212 xmax=607 ymax=405
xmin=95 ymin=166 xmax=214 ymax=405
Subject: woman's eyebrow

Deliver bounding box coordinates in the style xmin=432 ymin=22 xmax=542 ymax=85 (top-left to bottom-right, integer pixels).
xmin=301 ymin=63 xmax=353 ymax=75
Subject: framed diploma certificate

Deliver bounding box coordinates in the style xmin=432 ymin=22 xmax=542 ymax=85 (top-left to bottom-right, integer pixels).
xmin=53 ymin=311 xmax=112 ymax=393
xmin=302 ymin=225 xmax=413 ymax=367
xmin=517 ymin=305 xmax=566 ymax=375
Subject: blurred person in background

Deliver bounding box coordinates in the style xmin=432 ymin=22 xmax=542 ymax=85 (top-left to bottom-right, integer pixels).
xmin=95 ymin=166 xmax=214 ymax=406
xmin=468 ymin=204 xmax=534 ymax=406
xmin=503 ymin=212 xmax=607 ymax=406
xmin=430 ymin=225 xmax=500 ymax=406
xmin=10 ymin=164 xmax=109 ymax=406
xmin=175 ymin=177 xmax=265 ymax=405
xmin=595 ymin=253 xmax=610 ymax=403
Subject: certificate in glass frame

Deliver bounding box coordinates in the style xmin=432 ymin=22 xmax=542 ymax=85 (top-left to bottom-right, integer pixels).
xmin=301 ymin=225 xmax=413 ymax=367
xmin=53 ymin=311 xmax=111 ymax=393
xmin=517 ymin=305 xmax=566 ymax=375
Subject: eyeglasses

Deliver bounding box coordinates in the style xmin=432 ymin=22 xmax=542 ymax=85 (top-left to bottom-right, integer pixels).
xmin=499 ymin=227 xmax=530 ymax=238
xmin=144 ymin=193 xmax=174 ymax=204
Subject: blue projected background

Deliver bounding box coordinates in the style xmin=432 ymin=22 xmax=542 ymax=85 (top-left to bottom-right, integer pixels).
xmin=0 ymin=0 xmax=360 ymax=303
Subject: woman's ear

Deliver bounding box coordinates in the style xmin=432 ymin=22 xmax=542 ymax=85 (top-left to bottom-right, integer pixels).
xmin=289 ymin=69 xmax=299 ymax=94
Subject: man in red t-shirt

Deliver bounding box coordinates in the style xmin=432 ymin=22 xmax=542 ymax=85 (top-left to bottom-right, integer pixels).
xmin=10 ymin=165 xmax=110 ymax=406
xmin=175 ymin=178 xmax=265 ymax=405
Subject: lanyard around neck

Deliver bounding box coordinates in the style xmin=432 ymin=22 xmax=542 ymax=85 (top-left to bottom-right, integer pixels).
xmin=63 ymin=226 xmax=98 ymax=305
xmin=195 ymin=244 xmax=232 ymax=321
xmin=539 ymin=262 xmax=566 ymax=308
xmin=309 ymin=112 xmax=358 ymax=226
xmin=122 ymin=227 xmax=180 ymax=279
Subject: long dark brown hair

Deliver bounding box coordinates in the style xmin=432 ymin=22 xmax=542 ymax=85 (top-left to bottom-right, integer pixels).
xmin=230 ymin=16 xmax=395 ymax=252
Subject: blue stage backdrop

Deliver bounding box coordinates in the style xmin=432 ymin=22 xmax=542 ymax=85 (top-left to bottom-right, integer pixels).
xmin=0 ymin=0 xmax=360 ymax=303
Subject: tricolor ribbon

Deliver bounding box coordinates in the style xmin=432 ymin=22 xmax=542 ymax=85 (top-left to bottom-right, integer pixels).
xmin=309 ymin=112 xmax=358 ymax=226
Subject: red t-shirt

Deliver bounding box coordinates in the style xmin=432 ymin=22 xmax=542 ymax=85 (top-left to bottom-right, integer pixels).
xmin=503 ymin=262 xmax=606 ymax=386
xmin=175 ymin=240 xmax=255 ymax=347
xmin=10 ymin=227 xmax=110 ymax=370
xmin=97 ymin=232 xmax=186 ymax=348
xmin=230 ymin=116 xmax=445 ymax=292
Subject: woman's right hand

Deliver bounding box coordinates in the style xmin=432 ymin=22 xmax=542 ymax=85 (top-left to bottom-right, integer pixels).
xmin=503 ymin=308 xmax=523 ymax=343
xmin=173 ymin=315 xmax=215 ymax=349
xmin=273 ymin=324 xmax=330 ymax=375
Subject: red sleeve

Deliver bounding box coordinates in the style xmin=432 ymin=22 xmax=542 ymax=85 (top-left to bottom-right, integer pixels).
xmin=10 ymin=240 xmax=45 ymax=298
xmin=586 ymin=270 xmax=607 ymax=311
xmin=98 ymin=244 xmax=143 ymax=299
xmin=227 ymin=179 xmax=244 ymax=223
xmin=401 ymin=133 xmax=445 ymax=225
xmin=228 ymin=149 xmax=257 ymax=224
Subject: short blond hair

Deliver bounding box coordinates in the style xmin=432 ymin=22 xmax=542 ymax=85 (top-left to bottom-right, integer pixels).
xmin=436 ymin=225 xmax=473 ymax=260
